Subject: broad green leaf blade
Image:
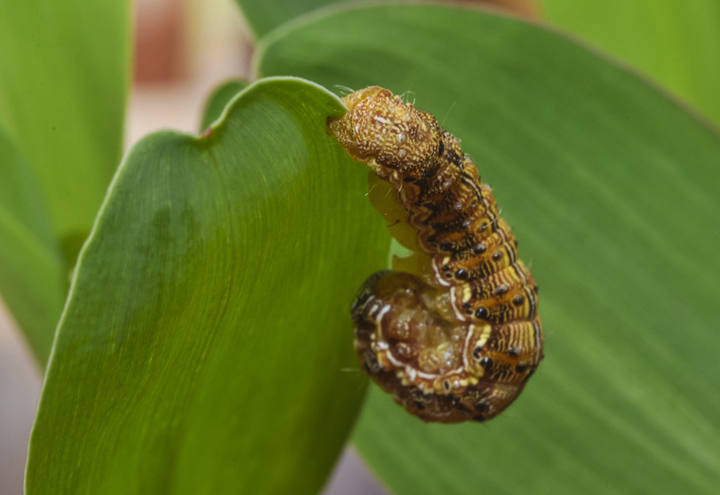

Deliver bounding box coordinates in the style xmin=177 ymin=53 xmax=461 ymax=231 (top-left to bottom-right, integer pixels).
xmin=234 ymin=0 xmax=537 ymax=36
xmin=0 ymin=132 xmax=65 ymax=361
xmin=0 ymin=0 xmax=130 ymax=242
xmin=26 ymin=77 xmax=388 ymax=495
xmin=199 ymin=79 xmax=249 ymax=131
xmin=257 ymin=4 xmax=720 ymax=493
xmin=539 ymin=0 xmax=720 ymax=126
xmin=235 ymin=0 xmax=346 ymax=38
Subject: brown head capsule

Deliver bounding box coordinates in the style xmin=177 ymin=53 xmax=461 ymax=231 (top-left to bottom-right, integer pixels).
xmin=329 ymin=87 xmax=544 ymax=423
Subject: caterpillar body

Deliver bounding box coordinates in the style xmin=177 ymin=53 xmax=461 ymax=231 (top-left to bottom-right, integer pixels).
xmin=328 ymin=87 xmax=543 ymax=423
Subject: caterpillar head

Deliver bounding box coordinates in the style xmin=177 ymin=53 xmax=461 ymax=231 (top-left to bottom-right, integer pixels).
xmin=328 ymin=86 xmax=440 ymax=176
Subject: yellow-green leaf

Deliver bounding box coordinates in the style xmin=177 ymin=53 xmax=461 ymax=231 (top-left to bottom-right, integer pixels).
xmin=539 ymin=0 xmax=720 ymax=126
xmin=0 ymin=0 xmax=130 ymax=241
xmin=0 ymin=132 xmax=65 ymax=360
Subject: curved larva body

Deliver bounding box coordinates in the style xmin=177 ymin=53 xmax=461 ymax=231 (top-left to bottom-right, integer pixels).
xmin=328 ymin=87 xmax=543 ymax=423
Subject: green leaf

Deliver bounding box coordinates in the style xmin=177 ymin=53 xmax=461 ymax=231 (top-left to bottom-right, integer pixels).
xmin=257 ymin=4 xmax=720 ymax=493
xmin=235 ymin=0 xmax=346 ymax=38
xmin=0 ymin=131 xmax=65 ymax=361
xmin=199 ymin=79 xmax=249 ymax=131
xmin=539 ymin=0 xmax=720 ymax=126
xmin=0 ymin=0 xmax=131 ymax=241
xmin=26 ymin=77 xmax=388 ymax=494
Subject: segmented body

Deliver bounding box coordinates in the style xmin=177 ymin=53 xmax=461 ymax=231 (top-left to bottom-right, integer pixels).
xmin=328 ymin=87 xmax=543 ymax=423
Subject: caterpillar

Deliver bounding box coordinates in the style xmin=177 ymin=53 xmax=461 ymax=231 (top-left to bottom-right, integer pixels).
xmin=328 ymin=87 xmax=543 ymax=423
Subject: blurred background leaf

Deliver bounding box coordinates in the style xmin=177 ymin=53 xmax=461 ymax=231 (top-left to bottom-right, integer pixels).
xmin=25 ymin=78 xmax=388 ymax=495
xmin=235 ymin=0 xmax=537 ymax=38
xmin=540 ymin=0 xmax=720 ymax=126
xmin=257 ymin=3 xmax=720 ymax=493
xmin=238 ymin=0 xmax=720 ymax=128
xmin=0 ymin=0 xmax=131 ymax=360
xmin=0 ymin=132 xmax=65 ymax=362
xmin=236 ymin=0 xmax=343 ymax=38
xmin=200 ymin=79 xmax=249 ymax=131
xmin=0 ymin=0 xmax=130 ymax=249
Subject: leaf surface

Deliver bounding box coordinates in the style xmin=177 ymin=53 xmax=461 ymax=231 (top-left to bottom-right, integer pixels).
xmin=540 ymin=0 xmax=720 ymax=126
xmin=0 ymin=0 xmax=130 ymax=241
xmin=0 ymin=0 xmax=130 ymax=359
xmin=235 ymin=0 xmax=345 ymax=38
xmin=26 ymin=77 xmax=388 ymax=495
xmin=200 ymin=79 xmax=249 ymax=131
xmin=0 ymin=132 xmax=65 ymax=360
xmin=234 ymin=0 xmax=537 ymax=37
xmin=257 ymin=4 xmax=720 ymax=493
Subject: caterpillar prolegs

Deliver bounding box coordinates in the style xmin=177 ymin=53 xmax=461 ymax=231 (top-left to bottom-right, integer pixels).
xmin=328 ymin=87 xmax=543 ymax=423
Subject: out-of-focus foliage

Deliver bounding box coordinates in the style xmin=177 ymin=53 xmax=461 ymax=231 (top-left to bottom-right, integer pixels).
xmin=0 ymin=0 xmax=130 ymax=239
xmin=0 ymin=0 xmax=130 ymax=361
xmin=235 ymin=0 xmax=346 ymax=37
xmin=0 ymin=132 xmax=65 ymax=360
xmin=540 ymin=0 xmax=720 ymax=126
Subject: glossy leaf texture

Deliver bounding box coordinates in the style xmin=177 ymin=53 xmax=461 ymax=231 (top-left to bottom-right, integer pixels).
xmin=257 ymin=4 xmax=720 ymax=493
xmin=200 ymin=79 xmax=249 ymax=131
xmin=540 ymin=0 xmax=720 ymax=126
xmin=25 ymin=78 xmax=388 ymax=495
xmin=0 ymin=132 xmax=65 ymax=361
xmin=0 ymin=0 xmax=130 ymax=244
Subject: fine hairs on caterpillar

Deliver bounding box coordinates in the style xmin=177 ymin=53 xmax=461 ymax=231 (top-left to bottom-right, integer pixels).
xmin=328 ymin=87 xmax=543 ymax=423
